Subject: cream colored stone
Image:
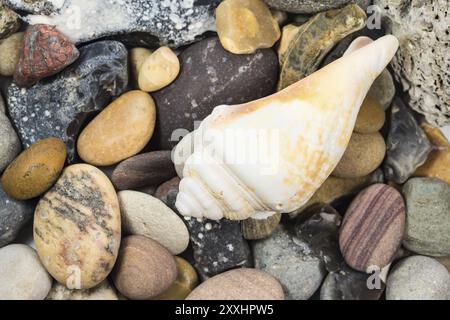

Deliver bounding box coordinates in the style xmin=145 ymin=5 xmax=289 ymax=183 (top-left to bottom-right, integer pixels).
xmin=34 ymin=164 xmax=121 ymax=289
xmin=0 ymin=32 xmax=23 ymax=76
xmin=46 ymin=280 xmax=119 ymax=300
xmin=129 ymin=47 xmax=152 ymax=86
xmin=138 ymin=47 xmax=180 ymax=92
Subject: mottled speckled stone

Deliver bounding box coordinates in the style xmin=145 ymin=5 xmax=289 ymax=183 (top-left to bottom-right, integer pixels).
xmin=386 ymin=256 xmax=450 ymax=300
xmin=7 ymin=41 xmax=128 ymax=163
xmin=46 ymin=280 xmax=119 ymax=300
xmin=0 ymin=184 xmax=34 ymax=248
xmin=402 ymin=178 xmax=450 ymax=257
xmin=185 ymin=217 xmax=252 ymax=280
xmin=186 ymin=268 xmax=284 ymax=300
xmin=0 ymin=3 xmax=20 ymax=40
xmin=340 ymin=184 xmax=405 ymax=272
xmin=277 ymin=4 xmax=366 ymax=90
xmin=264 ymin=0 xmax=371 ymax=14
xmin=153 ymin=37 xmax=278 ymax=150
xmin=253 ymin=225 xmax=326 ymax=300
xmin=0 ymin=244 xmax=52 ymax=300
xmin=384 ymin=99 xmax=433 ymax=183
xmin=34 ymin=164 xmax=121 ymax=289
xmin=1 ymin=137 xmax=67 ymax=200
xmin=0 ymin=112 xmax=21 ymax=172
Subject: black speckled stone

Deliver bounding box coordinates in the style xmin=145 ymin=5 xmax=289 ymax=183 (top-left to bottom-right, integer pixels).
xmin=184 ymin=217 xmax=252 ymax=280
xmin=7 ymin=41 xmax=128 ymax=163
xmin=383 ymin=98 xmax=432 ymax=183
xmin=6 ymin=0 xmax=218 ymax=48
xmin=153 ymin=37 xmax=279 ymax=150
xmin=0 ymin=184 xmax=34 ymax=248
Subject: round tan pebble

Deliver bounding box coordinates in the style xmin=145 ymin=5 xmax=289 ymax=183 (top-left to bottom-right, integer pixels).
xmin=354 ymin=96 xmax=386 ymax=134
xmin=138 ymin=47 xmax=180 ymax=92
xmin=0 ymin=32 xmax=23 ymax=76
xmin=216 ymin=0 xmax=281 ymax=55
xmin=46 ymin=280 xmax=119 ymax=300
xmin=34 ymin=164 xmax=121 ymax=289
xmin=153 ymin=257 xmax=199 ymax=300
xmin=1 ymin=137 xmax=66 ymax=200
xmin=112 ymin=235 xmax=177 ymax=300
xmin=129 ymin=47 xmax=152 ymax=85
xmin=333 ymin=132 xmax=386 ymax=178
xmin=77 ymin=90 xmax=156 ymax=166
xmin=186 ymin=268 xmax=285 ymax=300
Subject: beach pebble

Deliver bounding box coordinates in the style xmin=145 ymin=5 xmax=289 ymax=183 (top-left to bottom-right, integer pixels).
xmin=186 ymin=268 xmax=284 ymax=300
xmin=436 ymin=256 xmax=450 ymax=273
xmin=112 ymin=151 xmax=176 ymax=190
xmin=77 ymin=90 xmax=156 ymax=166
xmin=0 ymin=32 xmax=23 ymax=76
xmin=383 ymin=99 xmax=432 ymax=183
xmin=340 ymin=184 xmax=405 ymax=272
xmin=0 ymin=92 xmax=5 ymax=113
xmin=216 ymin=0 xmax=280 ymax=54
xmin=415 ymin=123 xmax=450 ymax=184
xmin=368 ymin=69 xmax=396 ymax=110
xmin=186 ymin=217 xmax=252 ymax=280
xmin=0 ymin=244 xmax=52 ymax=300
xmin=46 ymin=280 xmax=119 ymax=300
xmin=129 ymin=47 xmax=152 ymax=85
xmin=14 ymin=24 xmax=79 ymax=87
xmin=0 ymin=112 xmax=21 ymax=173
xmin=0 ymin=2 xmax=20 ymax=39
xmin=241 ymin=212 xmax=281 ymax=240
xmin=402 ymin=178 xmax=450 ymax=256
xmin=354 ymin=96 xmax=385 ymax=134
xmin=138 ymin=46 xmax=180 ymax=92
xmin=386 ymin=256 xmax=450 ymax=300
xmin=112 ymin=235 xmax=177 ymax=300
xmin=263 ymin=0 xmax=371 ymax=14
xmin=34 ymin=164 xmax=121 ymax=289
xmin=153 ymin=257 xmax=199 ymax=300
xmin=153 ymin=37 xmax=278 ymax=150
xmin=118 ymin=190 xmax=189 ymax=255
xmin=0 ymin=184 xmax=34 ymax=248
xmin=1 ymin=137 xmax=67 ymax=200
xmin=253 ymin=225 xmax=326 ymax=300
xmin=333 ymin=132 xmax=386 ymax=178
xmin=154 ymin=177 xmax=181 ymax=204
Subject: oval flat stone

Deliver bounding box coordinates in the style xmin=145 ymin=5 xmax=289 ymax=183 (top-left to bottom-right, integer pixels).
xmin=78 ymin=90 xmax=156 ymax=166
xmin=112 ymin=235 xmax=177 ymax=300
xmin=0 ymin=244 xmax=52 ymax=300
xmin=34 ymin=164 xmax=121 ymax=289
xmin=186 ymin=268 xmax=284 ymax=300
xmin=46 ymin=280 xmax=119 ymax=300
xmin=112 ymin=151 xmax=176 ymax=190
xmin=0 ymin=112 xmax=21 ymax=172
xmin=2 ymin=137 xmax=67 ymax=200
xmin=118 ymin=190 xmax=189 ymax=255
xmin=354 ymin=96 xmax=385 ymax=134
xmin=339 ymin=184 xmax=406 ymax=272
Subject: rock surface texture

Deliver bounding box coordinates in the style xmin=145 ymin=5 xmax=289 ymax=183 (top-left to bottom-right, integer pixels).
xmin=7 ymin=41 xmax=128 ymax=162
xmin=375 ymin=0 xmax=450 ymax=126
xmin=6 ymin=0 xmax=218 ymax=47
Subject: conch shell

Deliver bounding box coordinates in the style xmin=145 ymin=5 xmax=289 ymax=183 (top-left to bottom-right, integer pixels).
xmin=173 ymin=35 xmax=399 ymax=220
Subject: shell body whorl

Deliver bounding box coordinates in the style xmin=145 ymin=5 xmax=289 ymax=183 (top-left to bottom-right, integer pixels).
xmin=174 ymin=35 xmax=399 ymax=220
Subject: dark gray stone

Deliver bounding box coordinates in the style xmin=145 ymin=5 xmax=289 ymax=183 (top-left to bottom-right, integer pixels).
xmin=320 ymin=264 xmax=385 ymax=300
xmin=0 ymin=184 xmax=34 ymax=248
xmin=153 ymin=37 xmax=279 ymax=150
xmin=295 ymin=204 xmax=342 ymax=273
xmin=264 ymin=0 xmax=372 ymax=14
xmin=185 ymin=217 xmax=252 ymax=280
xmin=7 ymin=41 xmax=128 ymax=163
xmin=383 ymin=99 xmax=432 ymax=183
xmin=6 ymin=0 xmax=218 ymax=48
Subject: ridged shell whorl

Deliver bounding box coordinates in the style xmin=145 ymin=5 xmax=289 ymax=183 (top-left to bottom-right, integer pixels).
xmin=173 ymin=35 xmax=399 ymax=220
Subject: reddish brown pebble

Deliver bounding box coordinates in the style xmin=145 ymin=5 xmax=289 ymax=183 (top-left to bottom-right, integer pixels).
xmin=14 ymin=24 xmax=79 ymax=87
xmin=112 ymin=235 xmax=177 ymax=300
xmin=186 ymin=268 xmax=284 ymax=300
xmin=112 ymin=151 xmax=176 ymax=190
xmin=339 ymin=184 xmax=406 ymax=272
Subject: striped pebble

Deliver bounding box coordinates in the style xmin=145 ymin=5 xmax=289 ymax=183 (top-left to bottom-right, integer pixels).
xmin=339 ymin=184 xmax=405 ymax=272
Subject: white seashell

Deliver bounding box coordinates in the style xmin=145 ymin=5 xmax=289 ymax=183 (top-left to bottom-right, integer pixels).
xmin=173 ymin=35 xmax=399 ymax=220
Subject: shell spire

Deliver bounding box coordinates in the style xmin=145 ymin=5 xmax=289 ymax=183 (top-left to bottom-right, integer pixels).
xmin=173 ymin=35 xmax=399 ymax=220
